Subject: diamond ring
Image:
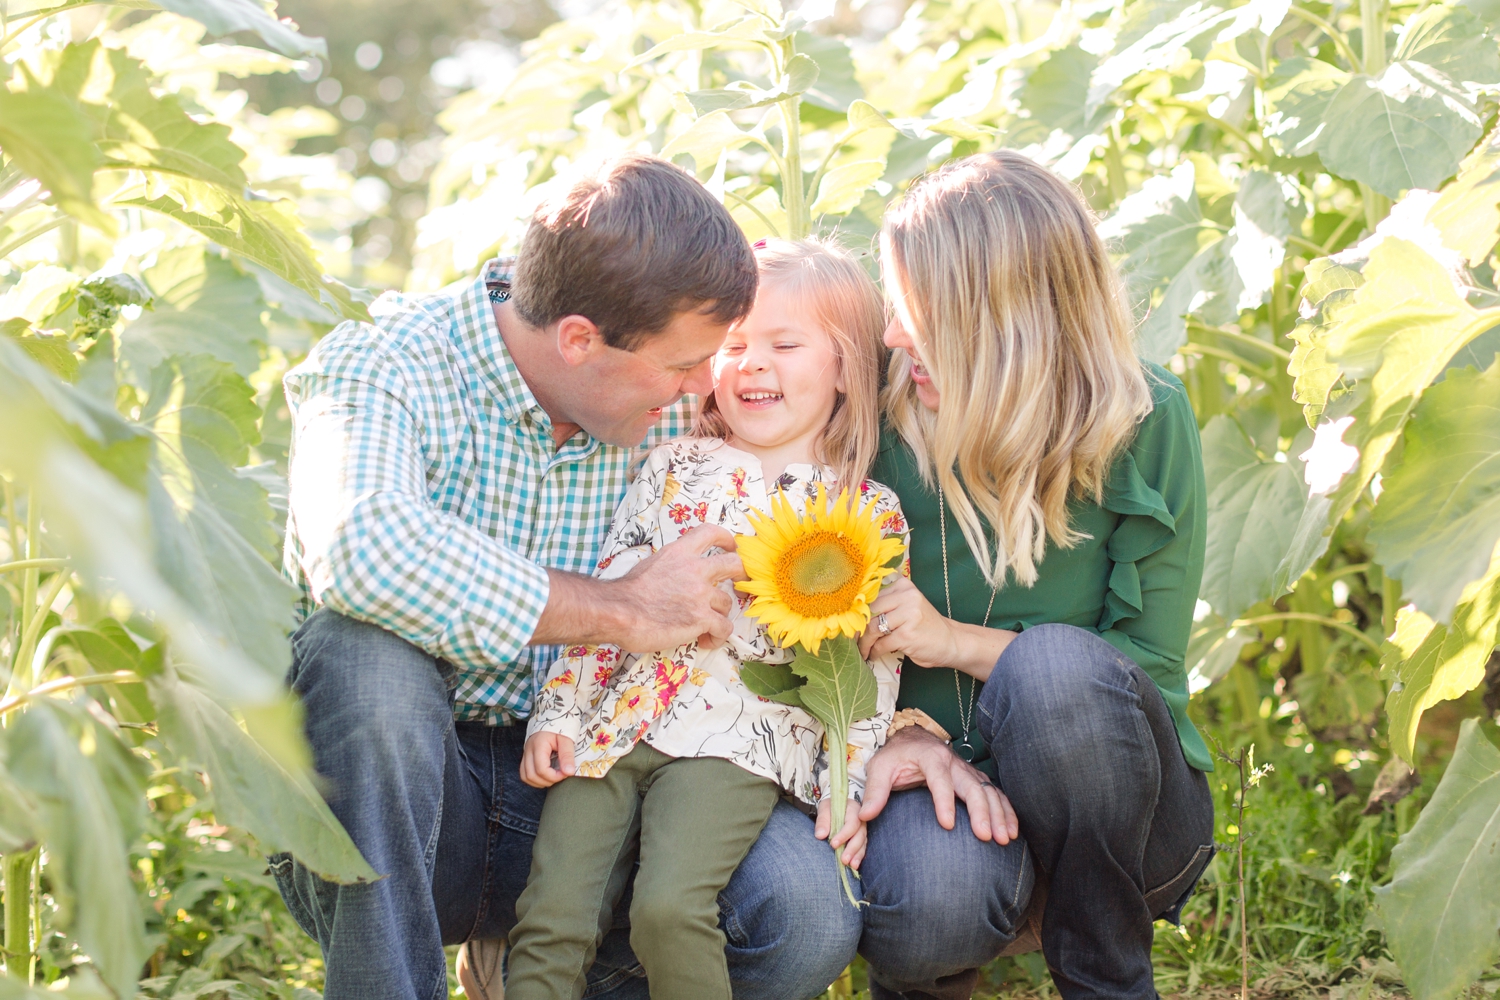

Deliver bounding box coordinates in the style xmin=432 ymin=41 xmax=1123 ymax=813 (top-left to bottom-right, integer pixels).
xmin=876 ymin=612 xmax=892 ymax=635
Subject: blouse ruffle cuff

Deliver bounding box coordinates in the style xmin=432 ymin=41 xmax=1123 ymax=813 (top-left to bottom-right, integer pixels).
xmin=1098 ymin=450 xmax=1177 ymax=634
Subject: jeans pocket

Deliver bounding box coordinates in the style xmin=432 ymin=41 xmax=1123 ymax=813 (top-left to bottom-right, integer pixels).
xmin=1144 ymin=843 xmax=1214 ymax=924
xmin=267 ymin=852 xmax=319 ymax=938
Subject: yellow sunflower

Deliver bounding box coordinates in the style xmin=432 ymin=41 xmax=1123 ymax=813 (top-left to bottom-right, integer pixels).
xmin=736 ymin=485 xmax=906 ymax=653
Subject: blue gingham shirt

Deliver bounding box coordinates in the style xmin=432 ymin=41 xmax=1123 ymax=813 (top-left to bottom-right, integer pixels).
xmin=282 ymin=258 xmax=693 ymax=723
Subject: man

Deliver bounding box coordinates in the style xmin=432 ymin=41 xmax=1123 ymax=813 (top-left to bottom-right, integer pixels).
xmin=271 ymin=155 xmax=862 ymax=999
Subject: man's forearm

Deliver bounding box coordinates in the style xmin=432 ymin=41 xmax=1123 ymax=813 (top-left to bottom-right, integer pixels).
xmin=529 ymin=570 xmax=636 ymax=647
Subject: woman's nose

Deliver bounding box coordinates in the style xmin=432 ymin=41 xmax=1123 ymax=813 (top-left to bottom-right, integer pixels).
xmin=883 ymin=317 xmax=911 ymax=350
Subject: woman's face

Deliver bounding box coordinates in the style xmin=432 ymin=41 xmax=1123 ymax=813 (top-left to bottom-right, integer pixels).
xmin=880 ymin=258 xmax=940 ymax=411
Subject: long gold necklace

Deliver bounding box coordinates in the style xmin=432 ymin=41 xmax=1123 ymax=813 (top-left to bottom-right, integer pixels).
xmin=937 ymin=484 xmax=998 ymax=762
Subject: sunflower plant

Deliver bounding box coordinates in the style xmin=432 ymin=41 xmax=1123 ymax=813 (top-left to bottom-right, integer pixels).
xmin=735 ymin=485 xmax=905 ymax=904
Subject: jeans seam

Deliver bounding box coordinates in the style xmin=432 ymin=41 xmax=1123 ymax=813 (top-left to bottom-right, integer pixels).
xmin=465 ymin=727 xmax=501 ymax=943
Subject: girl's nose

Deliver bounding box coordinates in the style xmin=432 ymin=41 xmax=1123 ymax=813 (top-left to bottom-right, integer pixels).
xmin=737 ymin=348 xmax=769 ymax=372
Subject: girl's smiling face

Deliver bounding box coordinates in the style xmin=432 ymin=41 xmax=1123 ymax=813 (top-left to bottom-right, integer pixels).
xmin=713 ymin=282 xmax=844 ymax=469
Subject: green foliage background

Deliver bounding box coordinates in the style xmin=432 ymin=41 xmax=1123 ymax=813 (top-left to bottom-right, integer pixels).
xmin=2 ymin=0 xmax=1500 ymax=996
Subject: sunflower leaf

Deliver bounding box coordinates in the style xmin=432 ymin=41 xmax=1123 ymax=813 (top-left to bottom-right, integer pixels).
xmin=738 ymin=661 xmax=806 ymax=706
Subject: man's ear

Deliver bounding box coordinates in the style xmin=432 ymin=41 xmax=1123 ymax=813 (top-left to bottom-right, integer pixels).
xmin=554 ymin=314 xmax=604 ymax=367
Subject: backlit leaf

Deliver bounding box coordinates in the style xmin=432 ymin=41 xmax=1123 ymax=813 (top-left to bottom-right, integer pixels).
xmin=121 ymin=247 xmax=268 ymax=384
xmin=809 ymin=159 xmax=885 ymax=217
xmin=1316 ymin=63 xmax=1483 ymax=198
xmin=661 ymin=111 xmax=763 ymax=172
xmin=1200 ymin=415 xmax=1309 ymax=619
xmin=151 ymin=0 xmax=327 ymax=57
xmin=1369 ymin=359 xmax=1500 ymax=622
xmin=1381 ymin=552 xmax=1500 ymax=763
xmin=150 ymin=675 xmax=379 ymax=883
xmin=0 ymin=86 xmax=111 ymax=234
xmin=1427 ymin=124 xmax=1500 ymax=265
xmin=1375 ymin=719 xmax=1500 ymax=1000
xmin=5 ymin=701 xmax=148 ymax=999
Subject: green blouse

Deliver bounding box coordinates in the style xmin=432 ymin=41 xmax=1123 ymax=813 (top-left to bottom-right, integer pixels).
xmin=870 ymin=363 xmax=1212 ymax=773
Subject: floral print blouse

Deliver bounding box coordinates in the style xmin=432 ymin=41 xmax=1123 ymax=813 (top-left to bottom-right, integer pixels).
xmin=528 ymin=437 xmax=909 ymax=805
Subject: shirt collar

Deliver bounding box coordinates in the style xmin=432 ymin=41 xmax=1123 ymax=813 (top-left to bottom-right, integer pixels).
xmin=465 ymin=258 xmax=600 ymax=458
xmin=463 ymin=256 xmax=544 ymax=426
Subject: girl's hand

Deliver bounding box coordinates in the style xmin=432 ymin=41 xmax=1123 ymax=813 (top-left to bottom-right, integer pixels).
xmin=815 ymin=797 xmax=869 ymax=869
xmin=859 ymin=576 xmax=1016 ymax=679
xmin=520 ymin=731 xmax=576 ymax=788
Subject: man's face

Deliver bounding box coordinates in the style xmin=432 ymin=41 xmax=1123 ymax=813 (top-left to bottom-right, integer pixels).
xmin=567 ymin=309 xmax=728 ymax=447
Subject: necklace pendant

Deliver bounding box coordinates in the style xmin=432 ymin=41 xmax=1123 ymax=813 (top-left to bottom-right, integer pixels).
xmin=954 ymin=739 xmax=977 ymax=763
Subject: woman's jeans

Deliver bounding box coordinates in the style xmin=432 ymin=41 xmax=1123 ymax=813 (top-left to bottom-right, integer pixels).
xmin=268 ymin=609 xmax=861 ymax=1000
xmin=859 ymin=624 xmax=1216 ymax=1000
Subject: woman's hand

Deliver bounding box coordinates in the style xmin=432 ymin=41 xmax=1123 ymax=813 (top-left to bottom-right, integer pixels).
xmin=815 ymin=797 xmax=869 ymax=869
xmin=858 ymin=727 xmax=1019 ymax=845
xmin=520 ymin=731 xmax=575 ymax=788
xmin=859 ymin=577 xmax=1016 ymax=679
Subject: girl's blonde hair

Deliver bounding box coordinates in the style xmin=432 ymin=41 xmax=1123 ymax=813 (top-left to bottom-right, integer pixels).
xmin=882 ymin=151 xmax=1152 ymax=588
xmin=694 ymin=238 xmax=886 ymax=490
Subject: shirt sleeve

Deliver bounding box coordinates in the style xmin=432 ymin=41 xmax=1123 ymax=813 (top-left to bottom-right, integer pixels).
xmin=285 ymin=373 xmax=549 ymax=672
xmin=1093 ymin=373 xmax=1213 ymax=771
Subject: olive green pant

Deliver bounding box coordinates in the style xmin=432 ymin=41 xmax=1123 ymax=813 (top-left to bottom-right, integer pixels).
xmin=505 ymin=742 xmax=780 ymax=1000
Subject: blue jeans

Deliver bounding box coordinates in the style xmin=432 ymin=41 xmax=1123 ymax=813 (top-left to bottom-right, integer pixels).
xmin=859 ymin=624 xmax=1215 ymax=1000
xmin=269 ymin=610 xmax=860 ymax=1000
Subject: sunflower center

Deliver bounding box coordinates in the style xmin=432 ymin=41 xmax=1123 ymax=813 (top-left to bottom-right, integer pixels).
xmin=775 ymin=530 xmax=866 ymax=619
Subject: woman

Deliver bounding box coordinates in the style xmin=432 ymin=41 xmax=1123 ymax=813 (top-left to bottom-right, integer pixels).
xmin=853 ymin=151 xmax=1216 ymax=1000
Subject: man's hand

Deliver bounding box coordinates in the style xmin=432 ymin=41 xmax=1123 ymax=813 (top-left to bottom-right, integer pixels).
xmin=520 ymin=731 xmax=576 ymax=788
xmin=531 ymin=525 xmax=746 ymax=652
xmin=858 ymin=727 xmax=1019 ymax=844
xmin=815 ymin=798 xmax=869 ymax=869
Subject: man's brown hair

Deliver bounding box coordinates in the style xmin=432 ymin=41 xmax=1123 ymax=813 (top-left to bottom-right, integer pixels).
xmin=513 ymin=154 xmax=758 ymax=350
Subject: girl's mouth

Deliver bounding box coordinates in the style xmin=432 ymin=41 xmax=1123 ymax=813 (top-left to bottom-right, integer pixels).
xmin=738 ymin=390 xmax=783 ymax=409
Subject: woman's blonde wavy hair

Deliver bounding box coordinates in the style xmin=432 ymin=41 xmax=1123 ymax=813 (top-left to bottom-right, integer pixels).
xmin=694 ymin=238 xmax=886 ymax=490
xmin=882 ymin=151 xmax=1152 ymax=589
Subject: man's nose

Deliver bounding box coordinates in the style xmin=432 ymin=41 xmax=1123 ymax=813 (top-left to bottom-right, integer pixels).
xmin=682 ymin=359 xmax=715 ymax=396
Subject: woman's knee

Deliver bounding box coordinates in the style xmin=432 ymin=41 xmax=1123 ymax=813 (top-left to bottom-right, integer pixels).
xmin=722 ymin=801 xmax=860 ymax=1000
xmin=980 ymin=625 xmax=1143 ymax=749
xmin=860 ymin=790 xmax=1033 ymax=982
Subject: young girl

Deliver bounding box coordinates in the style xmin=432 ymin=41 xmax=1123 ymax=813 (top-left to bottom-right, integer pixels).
xmin=505 ymin=239 xmax=908 ymax=1000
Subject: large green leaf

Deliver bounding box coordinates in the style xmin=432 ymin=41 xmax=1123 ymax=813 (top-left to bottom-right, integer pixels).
xmin=1315 ymin=63 xmax=1484 ymax=198
xmin=1199 ymin=415 xmax=1309 ymax=619
xmin=74 ymin=45 xmax=250 ymax=191
xmin=1098 ymin=161 xmax=1209 ymax=314
xmin=1264 ymin=57 xmax=1349 ymax=159
xmin=5 ymin=701 xmax=148 ymax=1000
xmin=660 ymin=111 xmax=764 ymax=172
xmin=150 ymin=675 xmax=379 ymax=883
xmin=1369 ymin=359 xmax=1500 ymax=622
xmin=1375 ymin=719 xmax=1500 ymax=1000
xmin=738 ymin=660 xmax=806 ymax=706
xmin=1289 ymin=258 xmax=1364 ymax=425
xmin=795 ymin=31 xmax=862 ymax=112
xmin=790 ymin=636 xmax=878 ymax=751
xmin=1381 ymin=554 xmax=1500 ymax=763
xmin=0 ymin=340 xmax=283 ymax=703
xmin=0 ymin=86 xmax=111 ymax=234
xmin=0 ymin=968 xmax=110 ymax=999
xmin=121 ymin=248 xmax=268 ymax=384
xmin=141 ymin=354 xmax=298 ymax=666
xmin=1019 ymin=46 xmax=1101 ymax=138
xmin=1135 ymin=234 xmax=1239 ymax=363
xmin=1320 ymin=240 xmax=1500 ymax=522
xmin=1427 ymin=124 xmax=1500 ymax=266
xmin=0 ymin=760 xmax=42 ymax=855
xmin=1227 ymin=169 xmax=1294 ymax=309
xmin=809 ymin=160 xmax=886 ymax=217
xmin=1393 ymin=4 xmax=1500 ymax=86
xmin=121 ymin=179 xmax=370 ymax=321
xmin=150 ymin=0 xmax=327 ymax=57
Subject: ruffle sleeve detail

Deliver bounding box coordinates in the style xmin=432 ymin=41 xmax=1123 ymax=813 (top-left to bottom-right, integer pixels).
xmin=1099 ymin=449 xmax=1177 ymax=634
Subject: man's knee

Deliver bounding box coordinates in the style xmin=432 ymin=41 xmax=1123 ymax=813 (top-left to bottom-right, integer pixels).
xmin=860 ymin=790 xmax=1033 ymax=985
xmin=291 ymin=610 xmax=453 ymax=735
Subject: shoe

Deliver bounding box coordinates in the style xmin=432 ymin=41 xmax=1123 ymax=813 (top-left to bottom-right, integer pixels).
xmin=456 ymin=937 xmax=505 ymax=1000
